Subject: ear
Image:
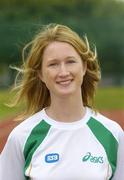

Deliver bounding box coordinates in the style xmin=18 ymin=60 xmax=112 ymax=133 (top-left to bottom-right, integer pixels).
xmin=83 ymin=61 xmax=87 ymax=76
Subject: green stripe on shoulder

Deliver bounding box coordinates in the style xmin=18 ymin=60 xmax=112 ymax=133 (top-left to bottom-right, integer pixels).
xmin=87 ymin=117 xmax=118 ymax=179
xmin=23 ymin=119 xmax=51 ymax=179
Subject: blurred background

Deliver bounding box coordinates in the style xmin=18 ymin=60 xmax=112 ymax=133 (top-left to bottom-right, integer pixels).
xmin=0 ymin=0 xmax=124 ymax=87
xmin=0 ymin=0 xmax=124 ymax=120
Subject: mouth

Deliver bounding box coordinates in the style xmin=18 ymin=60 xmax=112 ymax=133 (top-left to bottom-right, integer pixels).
xmin=56 ymin=79 xmax=73 ymax=86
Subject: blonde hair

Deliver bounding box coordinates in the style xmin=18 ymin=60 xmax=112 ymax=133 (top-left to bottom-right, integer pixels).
xmin=11 ymin=23 xmax=101 ymax=120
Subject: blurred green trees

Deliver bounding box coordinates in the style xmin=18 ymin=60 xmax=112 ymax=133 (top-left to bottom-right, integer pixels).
xmin=0 ymin=0 xmax=124 ymax=85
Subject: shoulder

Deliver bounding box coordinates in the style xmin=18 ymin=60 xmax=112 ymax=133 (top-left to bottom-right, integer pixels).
xmin=6 ymin=109 xmax=46 ymax=149
xmin=90 ymin=109 xmax=123 ymax=142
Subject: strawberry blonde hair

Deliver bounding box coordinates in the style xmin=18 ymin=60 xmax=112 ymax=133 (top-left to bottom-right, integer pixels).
xmin=11 ymin=23 xmax=101 ymax=120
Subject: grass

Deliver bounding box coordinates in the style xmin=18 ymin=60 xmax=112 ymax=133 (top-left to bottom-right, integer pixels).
xmin=95 ymin=87 xmax=124 ymax=110
xmin=0 ymin=87 xmax=124 ymax=121
xmin=0 ymin=89 xmax=24 ymax=121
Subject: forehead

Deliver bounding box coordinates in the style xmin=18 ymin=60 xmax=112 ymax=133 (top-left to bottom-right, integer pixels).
xmin=42 ymin=41 xmax=81 ymax=60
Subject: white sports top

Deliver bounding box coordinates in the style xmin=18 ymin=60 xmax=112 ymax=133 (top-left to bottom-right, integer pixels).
xmin=0 ymin=107 xmax=124 ymax=180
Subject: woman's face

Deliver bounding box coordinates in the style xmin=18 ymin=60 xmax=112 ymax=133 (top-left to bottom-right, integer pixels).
xmin=40 ymin=41 xmax=86 ymax=99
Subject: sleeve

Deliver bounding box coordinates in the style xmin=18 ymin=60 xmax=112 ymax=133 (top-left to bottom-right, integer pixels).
xmin=112 ymin=129 xmax=124 ymax=180
xmin=0 ymin=130 xmax=25 ymax=180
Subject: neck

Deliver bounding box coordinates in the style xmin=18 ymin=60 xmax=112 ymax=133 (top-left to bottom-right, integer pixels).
xmin=46 ymin=94 xmax=85 ymax=122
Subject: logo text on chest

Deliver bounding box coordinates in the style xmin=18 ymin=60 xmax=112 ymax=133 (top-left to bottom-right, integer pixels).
xmin=45 ymin=153 xmax=59 ymax=163
xmin=82 ymin=152 xmax=104 ymax=164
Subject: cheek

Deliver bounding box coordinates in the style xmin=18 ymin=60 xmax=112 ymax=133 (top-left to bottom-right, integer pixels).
xmin=75 ymin=65 xmax=85 ymax=76
xmin=42 ymin=69 xmax=55 ymax=84
xmin=76 ymin=68 xmax=85 ymax=83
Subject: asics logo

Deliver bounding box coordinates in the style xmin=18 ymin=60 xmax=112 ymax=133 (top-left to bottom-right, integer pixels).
xmin=82 ymin=152 xmax=104 ymax=164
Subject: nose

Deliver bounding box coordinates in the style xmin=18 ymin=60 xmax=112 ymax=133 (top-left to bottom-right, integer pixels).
xmin=58 ymin=63 xmax=70 ymax=77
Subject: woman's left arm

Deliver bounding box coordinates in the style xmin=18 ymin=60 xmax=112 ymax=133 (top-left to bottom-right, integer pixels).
xmin=112 ymin=129 xmax=124 ymax=180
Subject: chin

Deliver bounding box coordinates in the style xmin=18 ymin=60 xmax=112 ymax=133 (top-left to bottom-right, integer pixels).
xmin=57 ymin=90 xmax=76 ymax=97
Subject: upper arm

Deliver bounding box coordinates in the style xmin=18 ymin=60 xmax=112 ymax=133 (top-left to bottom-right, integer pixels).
xmin=112 ymin=130 xmax=124 ymax=180
xmin=0 ymin=131 xmax=25 ymax=180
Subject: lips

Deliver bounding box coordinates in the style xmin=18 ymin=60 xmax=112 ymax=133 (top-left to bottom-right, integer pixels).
xmin=56 ymin=79 xmax=73 ymax=86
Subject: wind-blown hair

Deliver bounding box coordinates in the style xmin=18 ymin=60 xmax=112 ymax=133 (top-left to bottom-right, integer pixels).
xmin=11 ymin=23 xmax=101 ymax=120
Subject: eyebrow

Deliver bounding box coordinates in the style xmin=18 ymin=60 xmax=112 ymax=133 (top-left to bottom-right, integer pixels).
xmin=47 ymin=56 xmax=76 ymax=62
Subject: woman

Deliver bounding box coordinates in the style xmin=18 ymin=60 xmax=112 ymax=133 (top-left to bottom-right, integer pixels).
xmin=0 ymin=23 xmax=124 ymax=180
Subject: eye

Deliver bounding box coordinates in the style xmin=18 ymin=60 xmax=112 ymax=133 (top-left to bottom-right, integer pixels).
xmin=48 ymin=63 xmax=58 ymax=67
xmin=67 ymin=60 xmax=76 ymax=64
